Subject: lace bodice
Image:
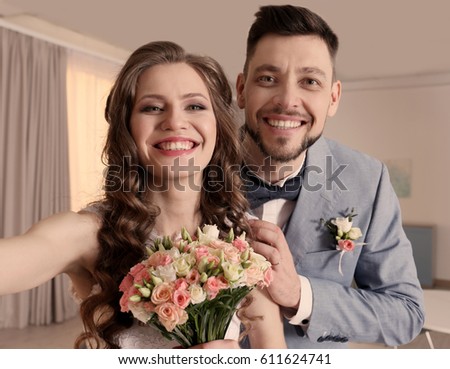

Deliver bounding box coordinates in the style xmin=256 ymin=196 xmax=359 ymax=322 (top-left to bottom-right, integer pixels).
xmin=117 ymin=321 xmax=178 ymax=349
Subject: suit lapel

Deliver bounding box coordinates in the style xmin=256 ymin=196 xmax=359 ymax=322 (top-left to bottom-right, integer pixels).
xmin=284 ymin=137 xmax=343 ymax=263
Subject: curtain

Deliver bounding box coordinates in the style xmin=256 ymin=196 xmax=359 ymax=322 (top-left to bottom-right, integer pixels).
xmin=66 ymin=51 xmax=120 ymax=212
xmin=0 ymin=27 xmax=78 ymax=328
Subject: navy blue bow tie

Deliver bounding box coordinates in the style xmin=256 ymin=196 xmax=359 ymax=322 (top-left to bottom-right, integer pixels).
xmin=241 ymin=165 xmax=304 ymax=209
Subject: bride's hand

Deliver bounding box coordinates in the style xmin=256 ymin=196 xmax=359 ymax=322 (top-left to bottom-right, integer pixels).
xmin=187 ymin=339 xmax=240 ymax=349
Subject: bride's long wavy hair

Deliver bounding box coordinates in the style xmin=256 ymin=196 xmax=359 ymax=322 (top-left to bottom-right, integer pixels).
xmin=74 ymin=41 xmax=250 ymax=348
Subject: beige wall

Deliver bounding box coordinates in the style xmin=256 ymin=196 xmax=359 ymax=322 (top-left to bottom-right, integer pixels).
xmin=325 ymin=74 xmax=450 ymax=282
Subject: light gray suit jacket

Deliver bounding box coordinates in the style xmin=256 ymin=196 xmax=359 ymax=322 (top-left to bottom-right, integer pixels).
xmin=272 ymin=137 xmax=424 ymax=348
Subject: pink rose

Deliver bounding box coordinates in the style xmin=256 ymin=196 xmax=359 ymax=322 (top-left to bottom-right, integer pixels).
xmin=119 ymin=292 xmax=131 ymax=312
xmin=129 ymin=263 xmax=146 ymax=277
xmin=209 ymin=240 xmax=229 ymax=250
xmin=148 ymin=251 xmax=173 ymax=267
xmin=128 ymin=263 xmax=151 ymax=285
xmin=155 ymin=302 xmax=188 ymax=332
xmin=232 ymin=238 xmax=248 ymax=252
xmin=119 ymin=285 xmax=139 ymax=312
xmin=204 ymin=255 xmax=220 ymax=269
xmin=204 ymin=276 xmax=228 ymax=300
xmin=185 ymin=269 xmax=200 ymax=285
xmin=337 ymin=239 xmax=355 ymax=252
xmin=151 ymin=283 xmax=173 ymax=305
xmin=260 ymin=267 xmax=273 ymax=287
xmin=194 ymin=246 xmax=210 ymax=261
xmin=222 ymin=245 xmax=241 ymax=264
xmin=172 ymin=289 xmax=191 ymax=309
xmin=132 ymin=267 xmax=151 ymax=286
xmin=119 ymin=274 xmax=134 ymax=293
xmin=174 ymin=278 xmax=189 ymax=291
xmin=244 ymin=264 xmax=264 ymax=286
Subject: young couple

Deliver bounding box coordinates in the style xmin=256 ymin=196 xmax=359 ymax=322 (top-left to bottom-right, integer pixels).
xmin=0 ymin=5 xmax=424 ymax=349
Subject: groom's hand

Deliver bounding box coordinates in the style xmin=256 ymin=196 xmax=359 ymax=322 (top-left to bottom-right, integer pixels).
xmin=249 ymin=219 xmax=301 ymax=310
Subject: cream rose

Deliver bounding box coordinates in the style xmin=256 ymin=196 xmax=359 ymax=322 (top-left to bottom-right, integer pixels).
xmin=331 ymin=217 xmax=353 ymax=233
xmin=347 ymin=227 xmax=363 ymax=240
xmin=222 ymin=262 xmax=244 ymax=285
xmin=198 ymin=224 xmax=220 ymax=245
xmin=155 ymin=264 xmax=177 ymax=283
xmin=189 ymin=284 xmax=207 ymax=304
xmin=172 ymin=256 xmax=192 ymax=277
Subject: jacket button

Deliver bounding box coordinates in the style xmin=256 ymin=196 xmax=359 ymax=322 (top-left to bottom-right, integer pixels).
xmin=295 ymin=325 xmax=305 ymax=337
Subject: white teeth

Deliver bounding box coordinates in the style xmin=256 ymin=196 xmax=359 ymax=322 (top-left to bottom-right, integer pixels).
xmin=157 ymin=141 xmax=195 ymax=151
xmin=267 ymin=119 xmax=302 ymax=129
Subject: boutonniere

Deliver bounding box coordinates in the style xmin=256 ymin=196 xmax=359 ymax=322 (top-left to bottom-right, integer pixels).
xmin=321 ymin=208 xmax=366 ymax=276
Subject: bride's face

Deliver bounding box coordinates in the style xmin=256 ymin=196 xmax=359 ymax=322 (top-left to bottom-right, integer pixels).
xmin=130 ymin=63 xmax=217 ymax=184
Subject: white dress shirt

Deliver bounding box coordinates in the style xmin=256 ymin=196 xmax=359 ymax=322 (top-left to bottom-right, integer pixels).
xmin=250 ymin=158 xmax=313 ymax=328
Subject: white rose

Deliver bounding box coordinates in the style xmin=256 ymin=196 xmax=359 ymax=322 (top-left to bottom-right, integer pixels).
xmin=198 ymin=224 xmax=220 ymax=245
xmin=167 ymin=247 xmax=181 ymax=260
xmin=347 ymin=227 xmax=362 ymax=240
xmin=155 ymin=264 xmax=177 ymax=283
xmin=189 ymin=284 xmax=207 ymax=304
xmin=331 ymin=217 xmax=352 ymax=233
xmin=130 ymin=305 xmax=154 ymax=324
xmin=249 ymin=250 xmax=268 ymax=264
xmin=222 ymin=261 xmax=244 ymax=285
xmin=172 ymin=256 xmax=192 ymax=277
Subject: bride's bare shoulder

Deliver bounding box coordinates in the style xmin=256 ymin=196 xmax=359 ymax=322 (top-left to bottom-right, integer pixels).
xmin=26 ymin=209 xmax=101 ymax=236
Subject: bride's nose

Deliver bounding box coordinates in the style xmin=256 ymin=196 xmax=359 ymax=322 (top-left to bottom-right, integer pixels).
xmin=160 ymin=108 xmax=189 ymax=131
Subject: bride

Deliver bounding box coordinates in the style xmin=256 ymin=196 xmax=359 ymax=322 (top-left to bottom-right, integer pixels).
xmin=0 ymin=41 xmax=286 ymax=349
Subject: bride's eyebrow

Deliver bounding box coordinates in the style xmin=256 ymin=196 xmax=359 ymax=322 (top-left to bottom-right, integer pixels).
xmin=136 ymin=94 xmax=164 ymax=103
xmin=181 ymin=93 xmax=209 ymax=100
xmin=137 ymin=93 xmax=208 ymax=101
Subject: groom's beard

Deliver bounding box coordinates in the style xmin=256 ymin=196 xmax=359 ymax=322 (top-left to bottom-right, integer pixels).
xmin=243 ymin=122 xmax=321 ymax=164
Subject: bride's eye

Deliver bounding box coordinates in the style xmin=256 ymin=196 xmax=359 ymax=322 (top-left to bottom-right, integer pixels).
xmin=187 ymin=104 xmax=206 ymax=111
xmin=141 ymin=105 xmax=164 ymax=113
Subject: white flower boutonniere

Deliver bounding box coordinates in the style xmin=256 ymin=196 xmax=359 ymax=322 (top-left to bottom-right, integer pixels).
xmin=321 ymin=208 xmax=366 ymax=276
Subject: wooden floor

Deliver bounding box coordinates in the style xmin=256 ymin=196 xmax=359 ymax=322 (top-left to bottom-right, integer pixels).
xmin=0 ymin=314 xmax=448 ymax=349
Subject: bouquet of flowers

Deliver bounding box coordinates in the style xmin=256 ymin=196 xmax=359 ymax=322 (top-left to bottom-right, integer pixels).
xmin=119 ymin=224 xmax=273 ymax=348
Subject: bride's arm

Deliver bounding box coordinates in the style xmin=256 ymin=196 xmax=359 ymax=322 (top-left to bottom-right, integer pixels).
xmin=246 ymin=287 xmax=287 ymax=349
xmin=0 ymin=211 xmax=99 ymax=295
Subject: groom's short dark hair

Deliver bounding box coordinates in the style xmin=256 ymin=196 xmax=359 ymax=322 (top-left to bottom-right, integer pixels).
xmin=243 ymin=5 xmax=339 ymax=75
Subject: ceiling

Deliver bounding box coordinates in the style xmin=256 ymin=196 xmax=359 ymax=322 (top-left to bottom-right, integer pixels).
xmin=1 ymin=0 xmax=450 ymax=83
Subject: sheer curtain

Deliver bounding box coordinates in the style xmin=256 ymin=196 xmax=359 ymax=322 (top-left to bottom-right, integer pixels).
xmin=66 ymin=51 xmax=121 ymax=212
xmin=0 ymin=27 xmax=78 ymax=328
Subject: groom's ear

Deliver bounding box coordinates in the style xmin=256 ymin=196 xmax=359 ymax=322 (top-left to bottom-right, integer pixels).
xmin=327 ymin=80 xmax=342 ymax=117
xmin=236 ymin=73 xmax=246 ymax=109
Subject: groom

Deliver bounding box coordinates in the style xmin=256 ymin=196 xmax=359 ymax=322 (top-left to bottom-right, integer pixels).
xmin=237 ymin=5 xmax=424 ymax=348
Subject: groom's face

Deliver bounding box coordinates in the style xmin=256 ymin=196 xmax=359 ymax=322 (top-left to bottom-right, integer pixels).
xmin=236 ymin=34 xmax=341 ymax=164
